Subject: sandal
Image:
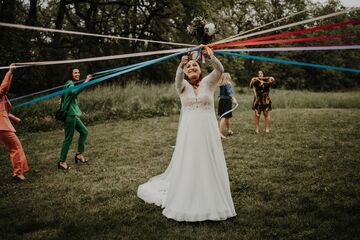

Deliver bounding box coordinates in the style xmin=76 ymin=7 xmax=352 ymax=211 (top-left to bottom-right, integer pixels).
xmin=75 ymin=153 xmax=88 ymax=164
xmin=228 ymin=130 xmax=234 ymax=136
xmin=58 ymin=161 xmax=70 ymax=170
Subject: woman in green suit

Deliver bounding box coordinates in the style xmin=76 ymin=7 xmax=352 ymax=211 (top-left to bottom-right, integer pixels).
xmin=58 ymin=68 xmax=92 ymax=170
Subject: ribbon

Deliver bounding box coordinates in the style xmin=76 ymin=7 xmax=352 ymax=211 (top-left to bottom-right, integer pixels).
xmin=211 ymin=8 xmax=359 ymax=46
xmin=12 ymin=48 xmax=196 ymax=109
xmin=212 ymin=10 xmax=308 ymax=45
xmin=215 ymin=51 xmax=360 ymax=73
xmin=0 ymin=48 xmax=189 ymax=70
xmin=219 ymin=103 xmax=239 ymax=119
xmin=217 ymin=34 xmax=359 ymax=47
xmin=213 ymin=19 xmax=360 ymax=48
xmin=215 ymin=45 xmax=360 ymax=52
xmin=0 ymin=22 xmax=195 ymax=47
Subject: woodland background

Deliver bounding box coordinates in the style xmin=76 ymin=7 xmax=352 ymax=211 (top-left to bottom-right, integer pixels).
xmin=0 ymin=0 xmax=359 ymax=97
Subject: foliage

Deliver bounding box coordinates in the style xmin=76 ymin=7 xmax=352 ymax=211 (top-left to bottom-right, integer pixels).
xmin=9 ymin=83 xmax=360 ymax=133
xmin=0 ymin=0 xmax=359 ymax=98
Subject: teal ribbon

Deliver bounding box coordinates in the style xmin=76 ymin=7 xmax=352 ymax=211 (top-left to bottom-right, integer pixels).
xmin=215 ymin=51 xmax=360 ymax=73
xmin=13 ymin=48 xmax=195 ymax=109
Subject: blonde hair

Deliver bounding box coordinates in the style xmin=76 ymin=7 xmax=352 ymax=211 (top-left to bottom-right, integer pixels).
xmin=218 ymin=72 xmax=231 ymax=86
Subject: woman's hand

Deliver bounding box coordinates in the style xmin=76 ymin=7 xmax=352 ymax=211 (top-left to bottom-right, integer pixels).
xmin=232 ymin=97 xmax=238 ymax=105
xmin=9 ymin=63 xmax=16 ymax=73
xmin=13 ymin=117 xmax=21 ymax=124
xmin=9 ymin=114 xmax=21 ymax=124
xmin=85 ymin=74 xmax=93 ymax=83
xmin=201 ymin=45 xmax=214 ymax=58
xmin=179 ymin=55 xmax=189 ymax=69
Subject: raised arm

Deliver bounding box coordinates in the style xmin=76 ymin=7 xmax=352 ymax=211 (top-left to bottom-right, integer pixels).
xmin=69 ymin=74 xmax=93 ymax=96
xmin=269 ymin=77 xmax=276 ymax=87
xmin=0 ymin=64 xmax=15 ymax=97
xmin=175 ymin=55 xmax=189 ymax=94
xmin=204 ymin=51 xmax=224 ymax=88
xmin=249 ymin=77 xmax=257 ymax=88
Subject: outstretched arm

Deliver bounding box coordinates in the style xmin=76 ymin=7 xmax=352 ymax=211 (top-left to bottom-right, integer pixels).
xmin=0 ymin=64 xmax=15 ymax=97
xmin=69 ymin=74 xmax=93 ymax=96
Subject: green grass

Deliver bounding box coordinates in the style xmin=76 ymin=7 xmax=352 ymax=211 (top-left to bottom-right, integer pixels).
xmin=1 ymin=107 xmax=359 ymax=240
xmin=11 ymin=83 xmax=360 ymax=132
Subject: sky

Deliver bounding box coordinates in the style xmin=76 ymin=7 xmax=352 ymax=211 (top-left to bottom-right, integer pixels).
xmin=311 ymin=0 xmax=360 ymax=7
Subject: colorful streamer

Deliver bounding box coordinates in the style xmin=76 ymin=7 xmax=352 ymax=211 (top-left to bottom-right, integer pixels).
xmin=213 ymin=19 xmax=360 ymax=48
xmin=215 ymin=51 xmax=360 ymax=73
xmin=12 ymin=49 xmax=195 ymax=109
xmin=216 ymin=45 xmax=360 ymax=52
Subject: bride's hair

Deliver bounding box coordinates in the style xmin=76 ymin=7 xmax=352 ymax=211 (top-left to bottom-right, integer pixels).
xmin=183 ymin=60 xmax=203 ymax=81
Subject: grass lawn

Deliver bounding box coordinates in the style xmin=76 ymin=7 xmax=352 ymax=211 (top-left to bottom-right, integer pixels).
xmin=0 ymin=108 xmax=359 ymax=240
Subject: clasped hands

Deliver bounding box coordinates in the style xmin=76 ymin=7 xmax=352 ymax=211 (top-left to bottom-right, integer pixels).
xmin=179 ymin=45 xmax=214 ymax=69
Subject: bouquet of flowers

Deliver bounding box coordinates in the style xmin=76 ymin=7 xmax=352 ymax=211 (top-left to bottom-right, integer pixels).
xmin=187 ymin=16 xmax=216 ymax=44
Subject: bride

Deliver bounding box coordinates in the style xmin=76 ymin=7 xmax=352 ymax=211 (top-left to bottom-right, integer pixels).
xmin=137 ymin=46 xmax=236 ymax=222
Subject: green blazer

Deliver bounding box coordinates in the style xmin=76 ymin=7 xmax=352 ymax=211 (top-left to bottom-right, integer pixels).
xmin=61 ymin=80 xmax=86 ymax=117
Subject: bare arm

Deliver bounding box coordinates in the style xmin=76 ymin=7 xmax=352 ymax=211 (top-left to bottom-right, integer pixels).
xmin=8 ymin=113 xmax=21 ymax=124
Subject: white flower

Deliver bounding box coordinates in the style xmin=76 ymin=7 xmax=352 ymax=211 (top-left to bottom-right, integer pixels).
xmin=204 ymin=23 xmax=216 ymax=36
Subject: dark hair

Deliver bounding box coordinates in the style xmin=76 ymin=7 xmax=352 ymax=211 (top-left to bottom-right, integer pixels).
xmin=65 ymin=67 xmax=79 ymax=81
xmin=183 ymin=60 xmax=203 ymax=81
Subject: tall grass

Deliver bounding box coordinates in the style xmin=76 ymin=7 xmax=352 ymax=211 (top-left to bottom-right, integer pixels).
xmin=11 ymin=83 xmax=360 ymax=132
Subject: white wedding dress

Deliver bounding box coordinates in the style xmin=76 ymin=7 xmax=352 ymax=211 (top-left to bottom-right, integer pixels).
xmin=137 ymin=55 xmax=236 ymax=222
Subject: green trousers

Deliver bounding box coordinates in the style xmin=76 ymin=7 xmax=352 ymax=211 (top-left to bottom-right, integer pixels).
xmin=60 ymin=116 xmax=88 ymax=161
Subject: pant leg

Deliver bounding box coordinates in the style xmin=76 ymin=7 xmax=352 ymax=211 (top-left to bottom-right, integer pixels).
xmin=74 ymin=117 xmax=88 ymax=154
xmin=59 ymin=116 xmax=76 ymax=161
xmin=0 ymin=131 xmax=29 ymax=176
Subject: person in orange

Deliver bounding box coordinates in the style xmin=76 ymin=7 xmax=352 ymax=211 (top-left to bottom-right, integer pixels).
xmin=0 ymin=64 xmax=29 ymax=181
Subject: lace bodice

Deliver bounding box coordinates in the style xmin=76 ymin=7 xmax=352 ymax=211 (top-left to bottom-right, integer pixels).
xmin=175 ymin=55 xmax=224 ymax=112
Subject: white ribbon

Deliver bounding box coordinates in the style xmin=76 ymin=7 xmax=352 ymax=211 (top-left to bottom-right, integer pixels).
xmin=212 ymin=9 xmax=308 ymax=45
xmin=0 ymin=48 xmax=189 ymax=70
xmin=219 ymin=103 xmax=239 ymax=119
xmin=0 ymin=22 xmax=195 ymax=47
xmin=216 ymin=45 xmax=360 ymax=52
xmin=212 ymin=7 xmax=359 ymax=45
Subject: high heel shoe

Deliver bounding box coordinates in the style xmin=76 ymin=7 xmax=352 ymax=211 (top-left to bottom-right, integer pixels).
xmin=58 ymin=161 xmax=70 ymax=170
xmin=75 ymin=153 xmax=88 ymax=164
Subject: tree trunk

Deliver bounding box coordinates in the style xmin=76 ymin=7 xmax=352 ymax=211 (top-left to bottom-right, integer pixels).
xmin=25 ymin=0 xmax=38 ymax=25
xmin=0 ymin=0 xmax=16 ymax=22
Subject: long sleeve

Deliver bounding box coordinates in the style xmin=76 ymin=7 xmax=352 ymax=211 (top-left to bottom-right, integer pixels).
xmin=0 ymin=71 xmax=13 ymax=98
xmin=67 ymin=81 xmax=86 ymax=96
xmin=175 ymin=66 xmax=186 ymax=94
xmin=204 ymin=55 xmax=224 ymax=88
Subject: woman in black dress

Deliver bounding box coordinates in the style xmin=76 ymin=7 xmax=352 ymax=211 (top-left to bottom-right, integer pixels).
xmin=218 ymin=73 xmax=237 ymax=139
xmin=249 ymin=70 xmax=275 ymax=134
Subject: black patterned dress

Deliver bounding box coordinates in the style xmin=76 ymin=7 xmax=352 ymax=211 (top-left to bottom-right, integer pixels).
xmin=250 ymin=78 xmax=275 ymax=115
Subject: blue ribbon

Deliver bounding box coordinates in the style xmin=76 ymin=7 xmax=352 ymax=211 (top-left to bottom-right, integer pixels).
xmin=13 ymin=48 xmax=196 ymax=109
xmin=215 ymin=51 xmax=360 ymax=73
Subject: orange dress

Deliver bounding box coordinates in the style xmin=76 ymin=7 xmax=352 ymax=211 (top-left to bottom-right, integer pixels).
xmin=0 ymin=71 xmax=29 ymax=176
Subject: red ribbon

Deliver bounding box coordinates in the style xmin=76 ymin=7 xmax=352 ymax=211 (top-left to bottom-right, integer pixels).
xmin=213 ymin=19 xmax=360 ymax=49
xmin=225 ymin=34 xmax=359 ymax=47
